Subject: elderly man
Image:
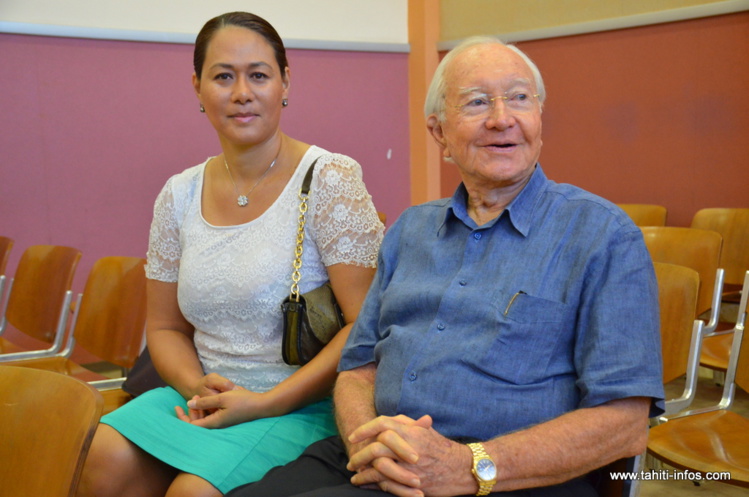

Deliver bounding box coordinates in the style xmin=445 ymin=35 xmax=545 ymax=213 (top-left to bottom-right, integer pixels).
xmin=227 ymin=37 xmax=664 ymax=497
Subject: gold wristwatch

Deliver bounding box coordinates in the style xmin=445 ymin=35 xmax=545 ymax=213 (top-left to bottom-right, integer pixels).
xmin=468 ymin=442 xmax=497 ymax=496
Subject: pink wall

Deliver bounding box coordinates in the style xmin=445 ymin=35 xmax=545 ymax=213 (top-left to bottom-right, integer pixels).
xmin=0 ymin=33 xmax=410 ymax=358
xmin=441 ymin=12 xmax=749 ymax=227
xmin=0 ymin=34 xmax=409 ymax=279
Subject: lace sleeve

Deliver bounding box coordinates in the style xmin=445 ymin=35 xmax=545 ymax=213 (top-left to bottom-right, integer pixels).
xmin=309 ymin=154 xmax=384 ymax=268
xmin=144 ymin=176 xmax=183 ymax=282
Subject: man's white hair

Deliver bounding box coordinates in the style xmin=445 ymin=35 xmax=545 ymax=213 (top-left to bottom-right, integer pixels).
xmin=423 ymin=36 xmax=546 ymax=122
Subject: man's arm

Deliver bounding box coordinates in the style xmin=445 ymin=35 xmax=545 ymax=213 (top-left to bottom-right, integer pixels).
xmin=334 ymin=363 xmax=379 ymax=455
xmin=348 ymin=396 xmax=650 ymax=497
xmin=335 ymin=364 xmax=435 ymax=495
xmin=484 ymin=396 xmax=649 ymax=491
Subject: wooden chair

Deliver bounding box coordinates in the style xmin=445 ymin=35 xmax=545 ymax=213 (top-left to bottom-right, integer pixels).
xmin=618 ymin=204 xmax=667 ymax=227
xmin=654 ymin=262 xmax=704 ymax=415
xmin=377 ymin=211 xmax=387 ymax=225
xmin=0 ymin=236 xmax=14 ymax=329
xmin=692 ymin=208 xmax=749 ymax=294
xmin=0 ymin=245 xmax=81 ymax=358
xmin=640 ymin=226 xmax=722 ymax=324
xmin=3 ymin=257 xmax=147 ymax=412
xmin=647 ymin=271 xmax=749 ymax=487
xmin=691 ymin=208 xmax=749 ymax=373
xmin=0 ymin=236 xmax=12 ymax=274
xmin=0 ymin=365 xmax=103 ymax=496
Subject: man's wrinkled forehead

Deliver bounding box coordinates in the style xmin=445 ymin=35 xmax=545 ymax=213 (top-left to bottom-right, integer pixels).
xmin=446 ymin=44 xmax=535 ymax=92
xmin=457 ymin=77 xmax=535 ymax=96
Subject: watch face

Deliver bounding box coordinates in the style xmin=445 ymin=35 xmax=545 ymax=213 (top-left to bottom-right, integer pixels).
xmin=476 ymin=458 xmax=497 ymax=480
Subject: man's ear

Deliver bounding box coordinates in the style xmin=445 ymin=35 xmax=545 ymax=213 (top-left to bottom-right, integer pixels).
xmin=426 ymin=114 xmax=450 ymax=159
xmin=427 ymin=114 xmax=445 ymax=145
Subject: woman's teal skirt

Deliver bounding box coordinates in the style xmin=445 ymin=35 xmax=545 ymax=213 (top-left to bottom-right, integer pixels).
xmin=101 ymin=387 xmax=337 ymax=494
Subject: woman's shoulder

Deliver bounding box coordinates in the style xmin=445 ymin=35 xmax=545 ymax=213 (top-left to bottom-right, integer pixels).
xmin=156 ymin=159 xmax=209 ymax=202
xmin=152 ymin=159 xmax=210 ymax=220
xmin=165 ymin=160 xmax=209 ymax=189
xmin=307 ymin=146 xmax=363 ymax=181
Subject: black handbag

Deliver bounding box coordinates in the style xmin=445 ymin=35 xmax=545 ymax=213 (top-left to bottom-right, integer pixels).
xmin=121 ymin=346 xmax=167 ymax=397
xmin=281 ymin=159 xmax=345 ymax=365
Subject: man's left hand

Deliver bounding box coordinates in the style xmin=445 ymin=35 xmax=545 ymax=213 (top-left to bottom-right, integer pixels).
xmin=347 ymin=415 xmax=473 ymax=497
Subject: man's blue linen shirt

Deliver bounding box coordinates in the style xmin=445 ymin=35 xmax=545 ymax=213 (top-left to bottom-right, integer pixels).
xmin=339 ymin=165 xmax=665 ymax=442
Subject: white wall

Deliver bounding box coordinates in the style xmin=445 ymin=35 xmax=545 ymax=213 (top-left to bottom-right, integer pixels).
xmin=0 ymin=0 xmax=409 ymax=51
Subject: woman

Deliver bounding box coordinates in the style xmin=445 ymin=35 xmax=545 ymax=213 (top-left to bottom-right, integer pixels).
xmin=78 ymin=12 xmax=383 ymax=497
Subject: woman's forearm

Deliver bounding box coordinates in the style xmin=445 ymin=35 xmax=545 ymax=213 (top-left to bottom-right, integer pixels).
xmin=263 ymin=323 xmax=354 ymax=416
xmin=147 ymin=327 xmax=205 ymax=399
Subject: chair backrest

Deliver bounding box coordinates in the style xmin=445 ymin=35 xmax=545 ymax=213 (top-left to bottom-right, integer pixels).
xmin=0 ymin=237 xmax=13 ymax=315
xmin=736 ymin=318 xmax=749 ymax=396
xmin=640 ymin=226 xmax=722 ymax=317
xmin=654 ymin=262 xmax=700 ymax=384
xmin=74 ymin=256 xmax=147 ymax=369
xmin=0 ymin=365 xmax=103 ymax=496
xmin=690 ymin=208 xmax=749 ymax=287
xmin=0 ymin=236 xmax=13 ymax=275
xmin=618 ymin=204 xmax=667 ymax=227
xmin=5 ymin=245 xmax=82 ymax=342
xmin=733 ymin=273 xmax=749 ymax=395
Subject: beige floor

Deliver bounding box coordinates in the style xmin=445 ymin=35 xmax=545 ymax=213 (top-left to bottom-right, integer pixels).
xmin=639 ymin=369 xmax=749 ymax=496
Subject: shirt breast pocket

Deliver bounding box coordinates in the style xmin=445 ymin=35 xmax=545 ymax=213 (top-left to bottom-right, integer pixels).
xmin=463 ymin=293 xmax=574 ymax=385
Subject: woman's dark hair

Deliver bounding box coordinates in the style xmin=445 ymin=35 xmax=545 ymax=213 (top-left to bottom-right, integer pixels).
xmin=193 ymin=12 xmax=288 ymax=79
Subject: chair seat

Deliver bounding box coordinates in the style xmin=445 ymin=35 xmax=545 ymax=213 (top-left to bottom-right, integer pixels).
xmin=0 ymin=337 xmax=28 ymax=354
xmin=648 ymin=409 xmax=749 ymax=486
xmin=700 ymin=334 xmax=732 ymax=371
xmin=6 ymin=356 xmax=110 ymax=382
xmin=99 ymin=387 xmax=134 ymax=414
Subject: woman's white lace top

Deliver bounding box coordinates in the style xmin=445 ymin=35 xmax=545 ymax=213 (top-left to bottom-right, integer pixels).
xmin=145 ymin=146 xmax=384 ymax=392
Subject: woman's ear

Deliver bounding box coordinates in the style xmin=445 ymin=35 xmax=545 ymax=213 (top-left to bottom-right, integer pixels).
xmin=192 ymin=73 xmax=202 ymax=103
xmin=282 ymin=67 xmax=291 ymax=100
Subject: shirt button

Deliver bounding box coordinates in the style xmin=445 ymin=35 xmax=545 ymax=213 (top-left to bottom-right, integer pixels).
xmin=409 ymin=372 xmax=417 ymax=381
xmin=473 ymin=232 xmax=482 ymax=240
xmin=437 ymin=323 xmax=445 ymax=330
xmin=459 ymin=280 xmax=467 ymax=286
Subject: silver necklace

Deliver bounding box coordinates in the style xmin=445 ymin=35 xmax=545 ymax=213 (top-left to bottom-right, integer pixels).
xmin=224 ymin=152 xmax=278 ymax=207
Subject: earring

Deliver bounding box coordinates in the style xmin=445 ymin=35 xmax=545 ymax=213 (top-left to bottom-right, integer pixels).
xmin=282 ymin=99 xmax=288 ymax=107
xmin=200 ymin=104 xmax=205 ymax=113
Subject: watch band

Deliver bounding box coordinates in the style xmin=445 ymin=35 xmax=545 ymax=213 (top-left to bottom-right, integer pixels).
xmin=468 ymin=442 xmax=496 ymax=496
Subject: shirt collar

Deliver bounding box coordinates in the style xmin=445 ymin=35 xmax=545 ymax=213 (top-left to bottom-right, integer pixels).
xmin=444 ymin=164 xmax=548 ymax=237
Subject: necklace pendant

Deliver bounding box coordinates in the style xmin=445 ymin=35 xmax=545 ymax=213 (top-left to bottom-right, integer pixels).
xmin=237 ymin=195 xmax=249 ymax=207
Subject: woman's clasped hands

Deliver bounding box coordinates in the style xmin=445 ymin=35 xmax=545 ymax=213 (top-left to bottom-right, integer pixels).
xmin=174 ymin=373 xmax=276 ymax=429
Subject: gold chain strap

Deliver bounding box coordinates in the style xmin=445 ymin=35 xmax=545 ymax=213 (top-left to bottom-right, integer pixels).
xmin=289 ymin=189 xmax=309 ymax=302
